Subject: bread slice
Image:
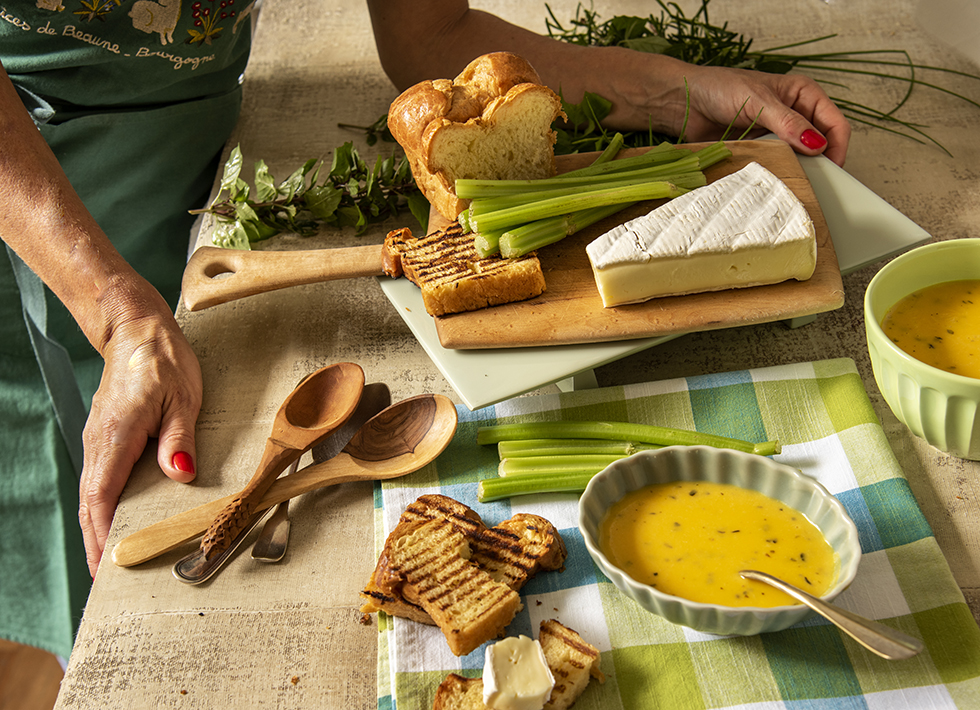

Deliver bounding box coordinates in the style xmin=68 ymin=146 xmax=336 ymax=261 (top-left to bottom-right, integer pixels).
xmin=360 ymin=496 xmax=567 ymax=637
xmin=539 ymin=620 xmax=605 ymax=710
xmin=382 ymin=223 xmax=546 ymax=316
xmin=431 ymin=620 xmax=604 ymax=710
xmin=388 ymin=52 xmax=565 ymax=220
xmin=384 ymin=517 xmax=522 ymax=657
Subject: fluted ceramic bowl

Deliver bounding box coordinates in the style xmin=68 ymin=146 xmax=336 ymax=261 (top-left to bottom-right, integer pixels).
xmin=865 ymin=239 xmax=980 ymax=460
xmin=578 ymin=446 xmax=861 ymax=636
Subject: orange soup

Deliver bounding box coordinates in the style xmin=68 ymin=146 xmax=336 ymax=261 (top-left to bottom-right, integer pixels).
xmin=881 ymin=279 xmax=980 ymax=379
xmin=598 ymin=480 xmax=837 ymax=607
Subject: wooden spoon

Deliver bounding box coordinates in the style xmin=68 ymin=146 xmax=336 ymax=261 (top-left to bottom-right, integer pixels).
xmin=181 ymin=245 xmax=385 ymax=311
xmin=112 ymin=393 xmax=458 ymax=567
xmin=198 ymin=362 xmax=365 ymax=560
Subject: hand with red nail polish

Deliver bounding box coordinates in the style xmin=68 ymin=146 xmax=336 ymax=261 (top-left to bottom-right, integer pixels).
xmin=78 ymin=294 xmax=202 ymax=577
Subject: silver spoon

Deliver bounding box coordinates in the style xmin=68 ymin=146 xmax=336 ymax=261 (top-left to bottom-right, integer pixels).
xmin=739 ymin=570 xmax=924 ymax=660
xmin=173 ymin=508 xmax=272 ymax=584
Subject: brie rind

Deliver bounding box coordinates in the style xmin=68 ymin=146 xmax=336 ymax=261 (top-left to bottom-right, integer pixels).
xmin=585 ymin=161 xmax=817 ymax=307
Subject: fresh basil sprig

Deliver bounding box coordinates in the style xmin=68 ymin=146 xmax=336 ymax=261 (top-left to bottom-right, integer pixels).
xmin=194 ymin=142 xmax=429 ymax=250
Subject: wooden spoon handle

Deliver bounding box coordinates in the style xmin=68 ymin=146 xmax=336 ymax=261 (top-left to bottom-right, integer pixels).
xmin=198 ymin=438 xmax=296 ymax=560
xmin=181 ymin=245 xmax=385 ymax=311
xmin=111 ymin=454 xmax=365 ymax=568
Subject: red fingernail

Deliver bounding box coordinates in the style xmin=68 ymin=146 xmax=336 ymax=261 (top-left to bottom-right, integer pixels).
xmin=173 ymin=451 xmax=195 ymax=475
xmin=801 ymin=129 xmax=827 ymax=150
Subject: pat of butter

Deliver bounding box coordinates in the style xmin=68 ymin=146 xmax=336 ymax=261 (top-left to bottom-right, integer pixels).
xmin=483 ymin=635 xmax=555 ymax=710
xmin=585 ymin=161 xmax=816 ymax=307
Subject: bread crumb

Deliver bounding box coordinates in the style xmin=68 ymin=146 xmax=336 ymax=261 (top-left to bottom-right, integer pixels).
xmin=359 ymin=613 xmax=372 ymax=625
xmin=291 ymin=676 xmax=300 ymax=686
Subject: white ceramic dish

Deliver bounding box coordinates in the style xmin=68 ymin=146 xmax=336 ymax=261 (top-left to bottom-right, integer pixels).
xmin=379 ymin=138 xmax=930 ymax=410
xmin=578 ymin=446 xmax=862 ymax=636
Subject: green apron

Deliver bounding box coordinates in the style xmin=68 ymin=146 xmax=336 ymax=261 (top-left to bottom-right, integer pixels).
xmin=1 ymin=1 xmax=251 ymax=659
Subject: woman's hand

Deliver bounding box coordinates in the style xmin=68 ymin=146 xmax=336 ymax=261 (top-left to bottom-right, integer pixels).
xmin=78 ymin=293 xmax=202 ymax=577
xmin=601 ymin=56 xmax=851 ymax=166
xmin=367 ymin=1 xmax=851 ymax=166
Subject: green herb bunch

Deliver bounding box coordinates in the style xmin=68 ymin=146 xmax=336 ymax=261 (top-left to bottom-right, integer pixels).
xmin=545 ymin=0 xmax=980 ymax=154
xmin=195 ymin=142 xmax=429 ymax=250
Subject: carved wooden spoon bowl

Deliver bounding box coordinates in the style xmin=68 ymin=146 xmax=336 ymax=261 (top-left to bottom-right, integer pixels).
xmin=112 ymin=393 xmax=458 ymax=568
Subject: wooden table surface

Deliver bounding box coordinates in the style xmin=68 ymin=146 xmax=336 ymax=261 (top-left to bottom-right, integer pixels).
xmin=55 ymin=1 xmax=980 ymax=707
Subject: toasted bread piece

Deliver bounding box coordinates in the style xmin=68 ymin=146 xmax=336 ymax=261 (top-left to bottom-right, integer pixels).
xmin=471 ymin=514 xmax=567 ymax=590
xmin=539 ymin=620 xmax=604 ymax=710
xmin=385 ymin=517 xmax=522 ymax=656
xmin=431 ymin=620 xmax=604 ymax=710
xmin=382 ymin=224 xmax=546 ymax=316
xmin=432 ymin=674 xmax=485 ymax=710
xmin=388 ymin=52 xmax=565 ymax=220
xmin=360 ymin=496 xmax=567 ymax=627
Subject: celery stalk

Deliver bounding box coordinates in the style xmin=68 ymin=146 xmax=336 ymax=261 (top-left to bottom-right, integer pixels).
xmin=497 ymin=202 xmax=632 ymax=258
xmin=498 ymin=454 xmax=623 ymax=476
xmin=470 ymin=181 xmax=687 ymax=235
xmin=477 ymin=420 xmax=780 ymax=456
xmin=466 ymin=158 xmax=703 ymax=215
xmin=474 ymin=230 xmax=506 ymax=258
xmin=497 ymin=438 xmax=660 ymax=457
xmin=478 ymin=471 xmax=596 ymax=502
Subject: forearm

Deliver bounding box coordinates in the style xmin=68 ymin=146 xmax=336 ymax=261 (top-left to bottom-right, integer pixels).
xmin=0 ymin=64 xmax=165 ymax=354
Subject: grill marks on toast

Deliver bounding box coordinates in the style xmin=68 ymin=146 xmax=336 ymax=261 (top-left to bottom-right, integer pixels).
xmin=387 ymin=518 xmax=521 ymax=656
xmin=431 ymin=620 xmax=604 ymax=710
xmin=360 ymin=495 xmax=567 ymax=656
xmin=382 ymin=225 xmax=546 ymax=316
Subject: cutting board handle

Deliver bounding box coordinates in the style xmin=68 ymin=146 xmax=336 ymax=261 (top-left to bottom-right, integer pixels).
xmin=181 ymin=244 xmax=384 ymax=311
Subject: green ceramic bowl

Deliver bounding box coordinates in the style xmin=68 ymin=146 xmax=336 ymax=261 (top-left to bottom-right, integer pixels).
xmin=865 ymin=239 xmax=980 ymax=460
xmin=578 ymin=446 xmax=861 ymax=636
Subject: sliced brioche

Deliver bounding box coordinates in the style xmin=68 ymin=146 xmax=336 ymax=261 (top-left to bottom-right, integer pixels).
xmin=382 ymin=224 xmax=545 ymax=316
xmin=431 ymin=620 xmax=604 ymax=710
xmin=388 ymin=52 xmax=565 ymax=220
xmin=385 ymin=517 xmax=522 ymax=656
xmin=539 ymin=620 xmax=604 ymax=710
xmin=432 ymin=674 xmax=485 ymax=710
xmin=471 ymin=514 xmax=567 ymax=590
xmin=360 ymin=496 xmax=567 ymax=640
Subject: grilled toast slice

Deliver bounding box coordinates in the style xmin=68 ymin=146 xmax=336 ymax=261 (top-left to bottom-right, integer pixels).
xmin=360 ymin=496 xmax=566 ymax=625
xmin=382 ymin=224 xmax=546 ymax=316
xmin=431 ymin=620 xmax=604 ymax=710
xmin=539 ymin=619 xmax=605 ymax=710
xmin=384 ymin=517 xmax=522 ymax=656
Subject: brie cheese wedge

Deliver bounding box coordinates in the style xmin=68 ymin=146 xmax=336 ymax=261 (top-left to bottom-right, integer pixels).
xmin=586 ymin=161 xmax=817 ymax=307
xmin=483 ymin=635 xmax=555 ymax=710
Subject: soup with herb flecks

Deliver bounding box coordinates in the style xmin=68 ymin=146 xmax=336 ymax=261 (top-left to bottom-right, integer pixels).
xmin=598 ymin=480 xmax=837 ymax=607
xmin=880 ymin=279 xmax=980 ymax=380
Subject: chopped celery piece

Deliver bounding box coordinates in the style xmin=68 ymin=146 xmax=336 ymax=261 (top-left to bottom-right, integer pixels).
xmin=478 ymin=471 xmax=596 ymax=502
xmin=497 ymin=438 xmax=660 ymax=457
xmin=477 ymin=420 xmax=780 ymax=456
xmin=470 ymin=181 xmax=686 ymax=235
xmin=498 ymin=454 xmax=623 ymax=476
xmin=497 ymin=202 xmax=630 ymax=258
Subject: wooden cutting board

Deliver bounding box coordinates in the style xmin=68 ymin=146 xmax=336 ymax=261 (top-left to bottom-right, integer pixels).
xmin=426 ymin=140 xmax=843 ymax=350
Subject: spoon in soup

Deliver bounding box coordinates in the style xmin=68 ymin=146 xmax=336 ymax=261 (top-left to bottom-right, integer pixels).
xmin=740 ymin=570 xmax=924 ymax=660
xmin=111 ymin=393 xmax=458 ymax=568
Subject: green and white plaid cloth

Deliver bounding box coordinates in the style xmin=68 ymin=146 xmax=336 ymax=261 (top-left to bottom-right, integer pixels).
xmin=371 ymin=358 xmax=980 ymax=709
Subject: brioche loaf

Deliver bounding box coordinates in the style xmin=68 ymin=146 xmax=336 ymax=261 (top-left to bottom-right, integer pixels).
xmin=431 ymin=620 xmax=604 ymax=710
xmin=360 ymin=495 xmax=567 ymax=653
xmin=388 ymin=52 xmax=565 ymax=221
xmin=382 ymin=223 xmax=546 ymax=316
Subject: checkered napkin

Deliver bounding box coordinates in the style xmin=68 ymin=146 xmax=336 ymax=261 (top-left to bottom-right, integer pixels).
xmin=370 ymin=358 xmax=980 ymax=710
